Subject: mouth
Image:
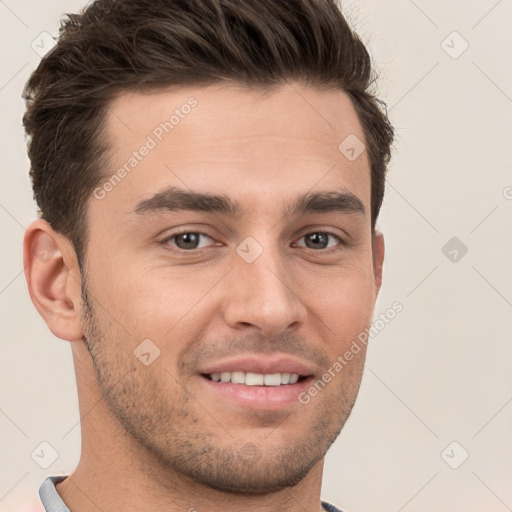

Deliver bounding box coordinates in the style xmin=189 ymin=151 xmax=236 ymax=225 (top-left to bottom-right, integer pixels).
xmin=197 ymin=356 xmax=316 ymax=410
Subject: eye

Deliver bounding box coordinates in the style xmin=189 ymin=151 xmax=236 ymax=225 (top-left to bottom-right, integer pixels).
xmin=162 ymin=232 xmax=216 ymax=251
xmin=295 ymin=231 xmax=343 ymax=250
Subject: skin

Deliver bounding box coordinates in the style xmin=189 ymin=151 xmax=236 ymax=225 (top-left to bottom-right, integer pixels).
xmin=24 ymin=81 xmax=384 ymax=512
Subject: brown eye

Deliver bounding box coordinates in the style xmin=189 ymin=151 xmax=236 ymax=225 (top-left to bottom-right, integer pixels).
xmin=164 ymin=232 xmax=214 ymax=250
xmin=296 ymin=232 xmax=342 ymax=250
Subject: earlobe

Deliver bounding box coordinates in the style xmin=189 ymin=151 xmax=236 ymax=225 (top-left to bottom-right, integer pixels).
xmin=372 ymin=230 xmax=385 ymax=297
xmin=23 ymin=220 xmax=84 ymax=342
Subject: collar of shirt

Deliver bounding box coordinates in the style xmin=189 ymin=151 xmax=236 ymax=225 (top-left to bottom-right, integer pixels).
xmin=39 ymin=476 xmax=69 ymax=512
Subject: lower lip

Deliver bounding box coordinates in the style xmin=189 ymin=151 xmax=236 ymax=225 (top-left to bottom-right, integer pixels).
xmin=199 ymin=375 xmax=313 ymax=410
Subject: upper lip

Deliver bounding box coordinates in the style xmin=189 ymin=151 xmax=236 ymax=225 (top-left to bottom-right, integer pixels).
xmin=198 ymin=355 xmax=316 ymax=377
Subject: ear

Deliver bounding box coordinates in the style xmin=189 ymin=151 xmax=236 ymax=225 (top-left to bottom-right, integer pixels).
xmin=23 ymin=219 xmax=84 ymax=342
xmin=372 ymin=230 xmax=385 ymax=298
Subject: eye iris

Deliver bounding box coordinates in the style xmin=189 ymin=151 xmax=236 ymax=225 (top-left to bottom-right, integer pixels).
xmin=175 ymin=233 xmax=200 ymax=249
xmin=305 ymin=233 xmax=329 ymax=249
xmin=171 ymin=233 xmax=334 ymax=250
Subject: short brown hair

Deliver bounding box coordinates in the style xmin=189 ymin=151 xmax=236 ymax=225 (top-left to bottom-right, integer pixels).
xmin=23 ymin=0 xmax=394 ymax=260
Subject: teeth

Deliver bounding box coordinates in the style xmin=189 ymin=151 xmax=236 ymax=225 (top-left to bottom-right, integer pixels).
xmin=231 ymin=371 xmax=245 ymax=384
xmin=207 ymin=371 xmax=302 ymax=386
xmin=245 ymin=372 xmax=264 ymax=385
xmin=263 ymin=373 xmax=281 ymax=386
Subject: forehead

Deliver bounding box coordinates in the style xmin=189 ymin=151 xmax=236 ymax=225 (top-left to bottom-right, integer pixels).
xmin=95 ymin=82 xmax=371 ymax=222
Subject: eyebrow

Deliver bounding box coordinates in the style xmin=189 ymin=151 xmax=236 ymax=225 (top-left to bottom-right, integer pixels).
xmin=133 ymin=186 xmax=366 ymax=219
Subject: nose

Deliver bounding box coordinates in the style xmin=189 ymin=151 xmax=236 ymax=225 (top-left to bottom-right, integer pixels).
xmin=221 ymin=242 xmax=307 ymax=337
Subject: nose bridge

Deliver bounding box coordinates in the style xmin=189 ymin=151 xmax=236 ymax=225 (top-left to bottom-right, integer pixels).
xmin=222 ymin=237 xmax=306 ymax=335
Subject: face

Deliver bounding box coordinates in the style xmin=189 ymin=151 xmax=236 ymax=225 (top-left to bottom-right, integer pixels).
xmin=80 ymin=82 xmax=382 ymax=493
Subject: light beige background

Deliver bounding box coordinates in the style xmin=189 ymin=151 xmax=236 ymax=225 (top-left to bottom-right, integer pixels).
xmin=1 ymin=1 xmax=511 ymax=511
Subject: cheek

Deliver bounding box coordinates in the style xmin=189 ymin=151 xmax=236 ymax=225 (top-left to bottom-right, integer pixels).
xmin=90 ymin=253 xmax=210 ymax=325
xmin=307 ymin=257 xmax=376 ymax=305
xmin=89 ymin=263 xmax=227 ymax=370
xmin=303 ymin=262 xmax=376 ymax=350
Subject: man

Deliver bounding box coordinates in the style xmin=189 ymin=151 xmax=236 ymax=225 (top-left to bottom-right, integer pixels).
xmin=23 ymin=0 xmax=393 ymax=510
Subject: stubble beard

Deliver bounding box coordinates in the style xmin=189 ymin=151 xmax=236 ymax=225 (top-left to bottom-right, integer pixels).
xmin=79 ymin=279 xmax=361 ymax=495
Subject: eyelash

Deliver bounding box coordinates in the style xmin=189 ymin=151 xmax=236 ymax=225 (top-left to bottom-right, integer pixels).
xmin=160 ymin=229 xmax=345 ymax=254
